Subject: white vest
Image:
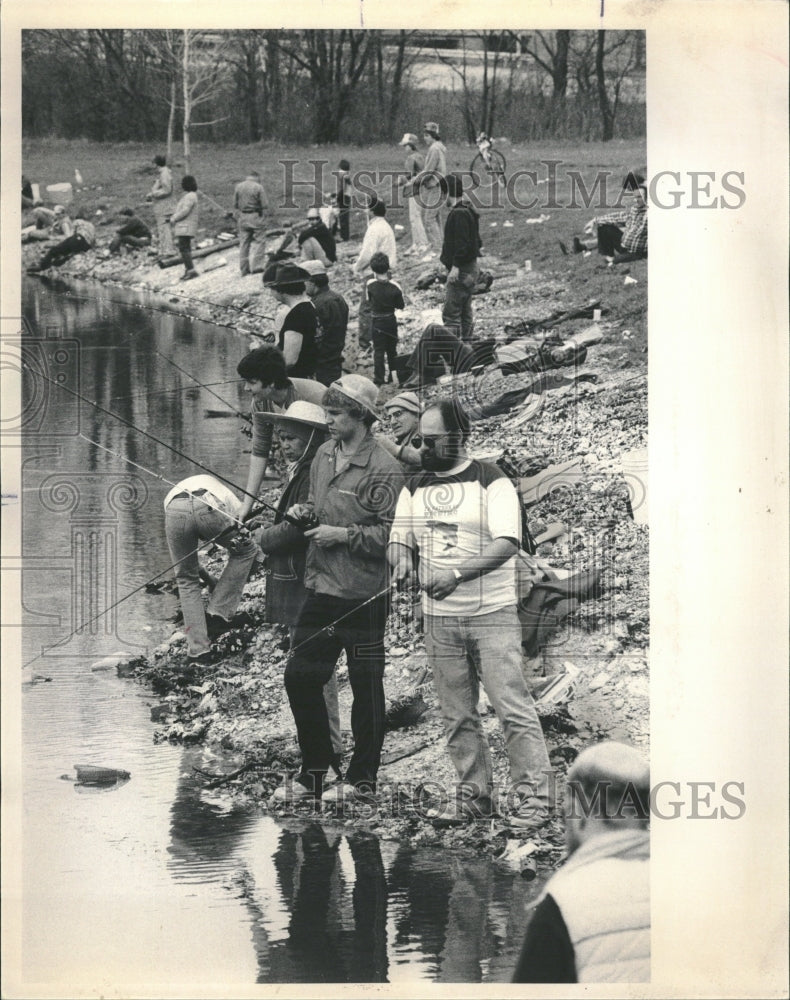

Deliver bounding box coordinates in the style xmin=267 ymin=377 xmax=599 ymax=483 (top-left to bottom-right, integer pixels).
xmin=546 ymin=831 xmax=650 ymax=982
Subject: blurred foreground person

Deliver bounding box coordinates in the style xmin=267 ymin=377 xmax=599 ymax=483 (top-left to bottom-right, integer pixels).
xmin=513 ymin=741 xmax=650 ymax=983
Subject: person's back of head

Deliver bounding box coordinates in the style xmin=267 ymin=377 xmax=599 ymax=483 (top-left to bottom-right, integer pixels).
xmin=182 ymin=174 xmax=198 ymax=193
xmin=369 ymin=198 xmax=386 ymax=218
xmin=370 ymin=251 xmax=390 ymax=275
xmin=338 ymin=159 xmax=350 ymax=172
xmin=154 ymin=154 xmax=167 ymax=167
xmin=565 ymin=741 xmax=650 ymax=841
xmin=237 ymin=345 xmax=290 ymax=388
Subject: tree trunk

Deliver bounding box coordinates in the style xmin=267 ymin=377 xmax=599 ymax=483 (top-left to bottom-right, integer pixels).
xmin=166 ymin=75 xmax=176 ymax=163
xmin=553 ymin=30 xmax=570 ymax=98
xmin=595 ymin=30 xmax=614 ymax=141
xmin=182 ymin=30 xmax=191 ymax=173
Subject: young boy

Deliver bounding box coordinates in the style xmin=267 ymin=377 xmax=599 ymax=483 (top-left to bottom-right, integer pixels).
xmin=364 ymin=251 xmax=405 ymax=387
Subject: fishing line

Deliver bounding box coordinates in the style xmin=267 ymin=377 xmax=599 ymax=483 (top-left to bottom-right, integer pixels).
xmin=153 ymin=348 xmax=246 ymax=416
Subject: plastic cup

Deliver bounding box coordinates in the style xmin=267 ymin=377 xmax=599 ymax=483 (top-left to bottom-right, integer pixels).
xmin=524 ymin=260 xmax=532 ymax=272
xmin=593 ymin=308 xmax=602 ymax=321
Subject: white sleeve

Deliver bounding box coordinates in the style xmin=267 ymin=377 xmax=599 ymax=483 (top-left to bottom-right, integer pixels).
xmin=388 ymin=485 xmax=416 ymax=549
xmin=486 ymin=476 xmax=521 ymax=544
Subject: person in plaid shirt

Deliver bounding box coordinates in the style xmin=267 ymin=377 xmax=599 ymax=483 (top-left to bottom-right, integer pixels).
xmin=571 ymin=172 xmax=648 ymax=263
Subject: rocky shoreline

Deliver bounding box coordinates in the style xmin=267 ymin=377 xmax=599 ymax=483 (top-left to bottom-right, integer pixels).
xmin=29 ymin=226 xmax=648 ymax=872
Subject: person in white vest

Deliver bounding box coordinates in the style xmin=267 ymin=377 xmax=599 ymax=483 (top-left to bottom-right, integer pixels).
xmin=513 ymin=741 xmax=650 ymax=983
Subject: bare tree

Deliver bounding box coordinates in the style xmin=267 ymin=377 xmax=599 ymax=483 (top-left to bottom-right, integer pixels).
xmin=433 ymin=31 xmax=512 ymax=141
xmin=519 ymin=30 xmax=571 ymax=99
xmin=272 ymin=30 xmax=375 ymax=143
xmin=595 ymin=30 xmax=640 ymax=141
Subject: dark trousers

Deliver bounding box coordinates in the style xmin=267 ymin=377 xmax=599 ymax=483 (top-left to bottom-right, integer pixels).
xmin=39 ymin=234 xmax=91 ymax=269
xmin=285 ymin=590 xmax=388 ymax=794
xmin=338 ymin=203 xmax=351 ymax=241
xmin=315 ymin=365 xmax=342 ymax=387
xmin=371 ymin=316 xmax=398 ymax=386
xmin=109 ymin=234 xmax=151 ymax=254
xmin=177 ymin=235 xmax=194 ymax=272
xmin=596 ymin=223 xmax=623 ymax=256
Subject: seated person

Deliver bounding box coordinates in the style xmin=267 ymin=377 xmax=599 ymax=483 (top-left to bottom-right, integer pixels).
xmin=571 ymin=171 xmax=647 ymax=263
xmin=21 ymin=205 xmax=57 ymax=242
xmin=376 ymin=391 xmax=422 ymax=471
xmin=27 ymin=208 xmax=96 ymax=272
xmin=401 ymin=323 xmax=492 ymax=387
xmin=298 ymin=207 xmax=337 ymax=266
xmin=109 ymin=208 xmax=153 ymax=254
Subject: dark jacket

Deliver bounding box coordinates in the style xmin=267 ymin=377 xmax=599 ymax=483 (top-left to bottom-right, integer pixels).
xmin=298 ymin=220 xmax=337 ymax=263
xmin=255 ymin=455 xmax=316 ymax=625
xmin=440 ymin=201 xmax=482 ymax=269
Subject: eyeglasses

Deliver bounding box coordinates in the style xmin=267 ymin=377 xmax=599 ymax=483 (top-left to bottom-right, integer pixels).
xmin=411 ymin=433 xmax=451 ymax=449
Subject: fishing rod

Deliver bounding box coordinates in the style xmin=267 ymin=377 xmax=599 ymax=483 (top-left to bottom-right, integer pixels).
xmin=153 ymin=348 xmax=248 ymax=418
xmin=26 ymin=362 xmax=275 ymax=511
xmin=22 ymin=433 xmax=279 ymax=672
xmin=109 ymin=378 xmax=247 ymax=405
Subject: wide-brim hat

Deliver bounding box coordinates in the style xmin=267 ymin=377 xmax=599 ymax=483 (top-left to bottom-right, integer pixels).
xmin=329 ymin=374 xmax=380 ymax=418
xmin=264 ymin=261 xmax=309 ymax=288
xmin=399 ymin=132 xmax=419 ymax=147
xmin=259 ymin=400 xmax=328 ymax=430
xmin=300 ymin=259 xmax=328 ymax=277
xmin=383 ymin=391 xmax=421 ymax=415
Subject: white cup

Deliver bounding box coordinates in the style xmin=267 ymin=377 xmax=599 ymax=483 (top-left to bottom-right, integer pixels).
xmin=593 ymin=308 xmax=602 ymax=321
xmin=524 ymin=259 xmax=532 ymax=272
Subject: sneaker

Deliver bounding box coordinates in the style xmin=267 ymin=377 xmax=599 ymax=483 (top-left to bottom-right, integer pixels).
xmin=186 ymin=648 xmax=218 ymax=666
xmin=270 ymin=779 xmax=316 ymax=804
xmin=181 ymin=269 xmax=199 ymax=281
xmin=426 ymin=796 xmax=498 ymax=827
xmin=321 ymin=782 xmax=376 ymax=808
xmin=507 ymin=795 xmax=551 ymax=831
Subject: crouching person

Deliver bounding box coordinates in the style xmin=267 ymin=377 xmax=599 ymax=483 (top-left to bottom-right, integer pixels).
xmin=252 ymin=401 xmax=344 ymax=774
xmin=273 ymin=375 xmax=404 ymax=807
xmin=388 ymin=399 xmax=553 ymax=826
xmin=164 ymin=475 xmax=258 ymax=665
xmin=513 ymin=741 xmax=650 ymax=983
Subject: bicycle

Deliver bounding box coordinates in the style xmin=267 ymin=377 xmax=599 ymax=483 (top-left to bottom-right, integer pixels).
xmin=470 ymin=132 xmax=507 ymax=190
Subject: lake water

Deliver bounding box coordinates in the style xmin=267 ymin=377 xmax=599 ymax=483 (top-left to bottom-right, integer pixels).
xmin=14 ymin=277 xmax=545 ymax=989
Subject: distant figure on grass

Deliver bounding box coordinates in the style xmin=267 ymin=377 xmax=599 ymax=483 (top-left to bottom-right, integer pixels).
xmin=513 ymin=741 xmax=650 ymax=983
xmin=234 ymin=169 xmax=269 ymax=276
xmin=147 ymin=154 xmax=175 ymax=257
xmin=164 ymin=475 xmax=258 ymax=666
xmin=569 ymin=171 xmax=648 ymax=263
xmin=276 ymin=375 xmax=404 ymax=808
xmin=353 ymin=197 xmax=397 ymax=354
xmin=252 ymin=401 xmax=343 ymax=769
xmin=27 ymin=206 xmax=96 ymax=272
xmin=109 ymin=208 xmax=152 ymax=255
xmin=302 ymin=260 xmax=349 ymax=387
xmin=236 ymin=345 xmax=327 ymax=521
xmin=440 ymin=173 xmax=482 ymax=342
xmin=170 ymin=174 xmax=200 ymax=281
xmin=299 ymin=206 xmax=337 ymax=268
xmin=263 ymin=262 xmax=318 ymax=380
xmin=388 ymin=399 xmax=553 ymax=829
xmin=407 ymin=122 xmax=447 ymax=255
xmin=397 ymin=132 xmax=429 ymax=255
xmin=334 ymin=159 xmax=353 ymax=242
xmin=363 ymin=252 xmax=405 ymax=387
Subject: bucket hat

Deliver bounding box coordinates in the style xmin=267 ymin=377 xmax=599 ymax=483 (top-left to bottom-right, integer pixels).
xmin=264 ymin=261 xmax=309 ymax=288
xmin=399 ymin=133 xmax=419 ymax=147
xmin=260 ymin=400 xmax=328 ymax=430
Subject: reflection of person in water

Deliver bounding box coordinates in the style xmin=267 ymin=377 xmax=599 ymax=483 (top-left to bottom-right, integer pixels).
xmin=268 ymin=824 xmax=389 ymax=983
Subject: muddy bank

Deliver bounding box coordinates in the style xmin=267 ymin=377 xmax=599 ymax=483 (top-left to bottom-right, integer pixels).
xmin=27 ymin=219 xmax=648 ymax=872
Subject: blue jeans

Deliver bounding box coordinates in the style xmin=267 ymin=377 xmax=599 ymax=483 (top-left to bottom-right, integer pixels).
xmin=165 ymin=494 xmax=258 ymax=657
xmin=442 ymin=262 xmax=479 ymax=342
xmin=423 ymin=606 xmax=552 ymax=807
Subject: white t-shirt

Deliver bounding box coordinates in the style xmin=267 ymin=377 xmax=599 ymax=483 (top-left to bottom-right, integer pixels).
xmin=390 ymin=459 xmax=521 ymax=616
xmin=163 ymin=475 xmax=241 ymax=516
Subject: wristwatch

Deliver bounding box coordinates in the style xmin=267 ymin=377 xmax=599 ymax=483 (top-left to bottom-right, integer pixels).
xmin=452 ymin=569 xmax=463 ymax=583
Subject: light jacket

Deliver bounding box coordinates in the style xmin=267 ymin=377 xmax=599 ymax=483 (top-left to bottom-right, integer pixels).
xmin=544 ymin=828 xmax=650 ymax=982
xmin=170 ymin=191 xmax=199 ymax=237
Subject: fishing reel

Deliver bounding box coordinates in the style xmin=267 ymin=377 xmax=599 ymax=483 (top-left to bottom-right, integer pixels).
xmin=284 ymin=510 xmax=320 ymax=532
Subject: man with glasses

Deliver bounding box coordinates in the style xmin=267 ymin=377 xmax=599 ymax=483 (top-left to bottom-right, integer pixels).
xmin=388 ymin=399 xmax=552 ymax=827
